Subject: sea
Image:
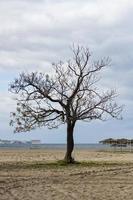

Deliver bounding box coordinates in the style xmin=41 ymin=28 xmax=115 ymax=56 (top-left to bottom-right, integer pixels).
xmin=0 ymin=143 xmax=109 ymax=150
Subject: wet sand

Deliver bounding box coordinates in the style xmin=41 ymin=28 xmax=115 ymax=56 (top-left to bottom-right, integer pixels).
xmin=0 ymin=149 xmax=133 ymax=200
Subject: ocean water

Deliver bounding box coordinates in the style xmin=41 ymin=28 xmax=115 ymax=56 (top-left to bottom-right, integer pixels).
xmin=0 ymin=143 xmax=109 ymax=150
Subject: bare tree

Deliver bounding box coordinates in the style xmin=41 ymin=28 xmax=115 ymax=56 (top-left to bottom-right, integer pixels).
xmin=9 ymin=46 xmax=123 ymax=163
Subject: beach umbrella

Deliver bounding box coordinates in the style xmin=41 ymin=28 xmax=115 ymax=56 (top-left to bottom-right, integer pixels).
xmin=99 ymin=138 xmax=116 ymax=145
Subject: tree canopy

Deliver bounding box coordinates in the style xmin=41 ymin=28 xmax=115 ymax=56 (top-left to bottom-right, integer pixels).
xmin=9 ymin=45 xmax=123 ymax=163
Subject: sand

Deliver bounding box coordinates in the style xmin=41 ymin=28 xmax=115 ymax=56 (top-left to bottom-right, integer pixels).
xmin=0 ymin=149 xmax=133 ymax=200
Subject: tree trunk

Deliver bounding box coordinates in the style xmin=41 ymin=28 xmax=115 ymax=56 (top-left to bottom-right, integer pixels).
xmin=64 ymin=122 xmax=75 ymax=163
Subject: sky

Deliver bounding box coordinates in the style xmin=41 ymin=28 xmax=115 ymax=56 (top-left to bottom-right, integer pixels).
xmin=0 ymin=0 xmax=133 ymax=143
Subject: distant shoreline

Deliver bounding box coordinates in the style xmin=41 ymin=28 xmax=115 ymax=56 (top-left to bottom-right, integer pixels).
xmin=0 ymin=143 xmax=107 ymax=152
xmin=0 ymin=143 xmax=132 ymax=151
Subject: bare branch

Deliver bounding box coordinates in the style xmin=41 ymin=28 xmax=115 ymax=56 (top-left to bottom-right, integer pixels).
xmin=9 ymin=45 xmax=123 ymax=133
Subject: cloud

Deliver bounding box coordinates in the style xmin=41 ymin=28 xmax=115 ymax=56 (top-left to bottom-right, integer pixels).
xmin=0 ymin=0 xmax=133 ymax=141
xmin=0 ymin=0 xmax=132 ymax=71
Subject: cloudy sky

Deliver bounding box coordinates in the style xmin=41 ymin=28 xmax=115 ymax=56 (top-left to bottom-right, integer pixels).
xmin=0 ymin=0 xmax=133 ymax=143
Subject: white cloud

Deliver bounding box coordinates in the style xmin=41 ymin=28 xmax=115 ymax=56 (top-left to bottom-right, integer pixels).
xmin=0 ymin=0 xmax=133 ymax=141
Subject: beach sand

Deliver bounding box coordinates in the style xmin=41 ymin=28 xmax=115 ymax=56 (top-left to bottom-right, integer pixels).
xmin=0 ymin=149 xmax=133 ymax=200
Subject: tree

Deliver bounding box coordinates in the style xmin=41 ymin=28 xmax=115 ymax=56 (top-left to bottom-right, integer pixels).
xmin=9 ymin=46 xmax=123 ymax=163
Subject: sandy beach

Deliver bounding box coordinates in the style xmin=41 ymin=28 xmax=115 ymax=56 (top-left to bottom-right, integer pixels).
xmin=0 ymin=149 xmax=133 ymax=200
